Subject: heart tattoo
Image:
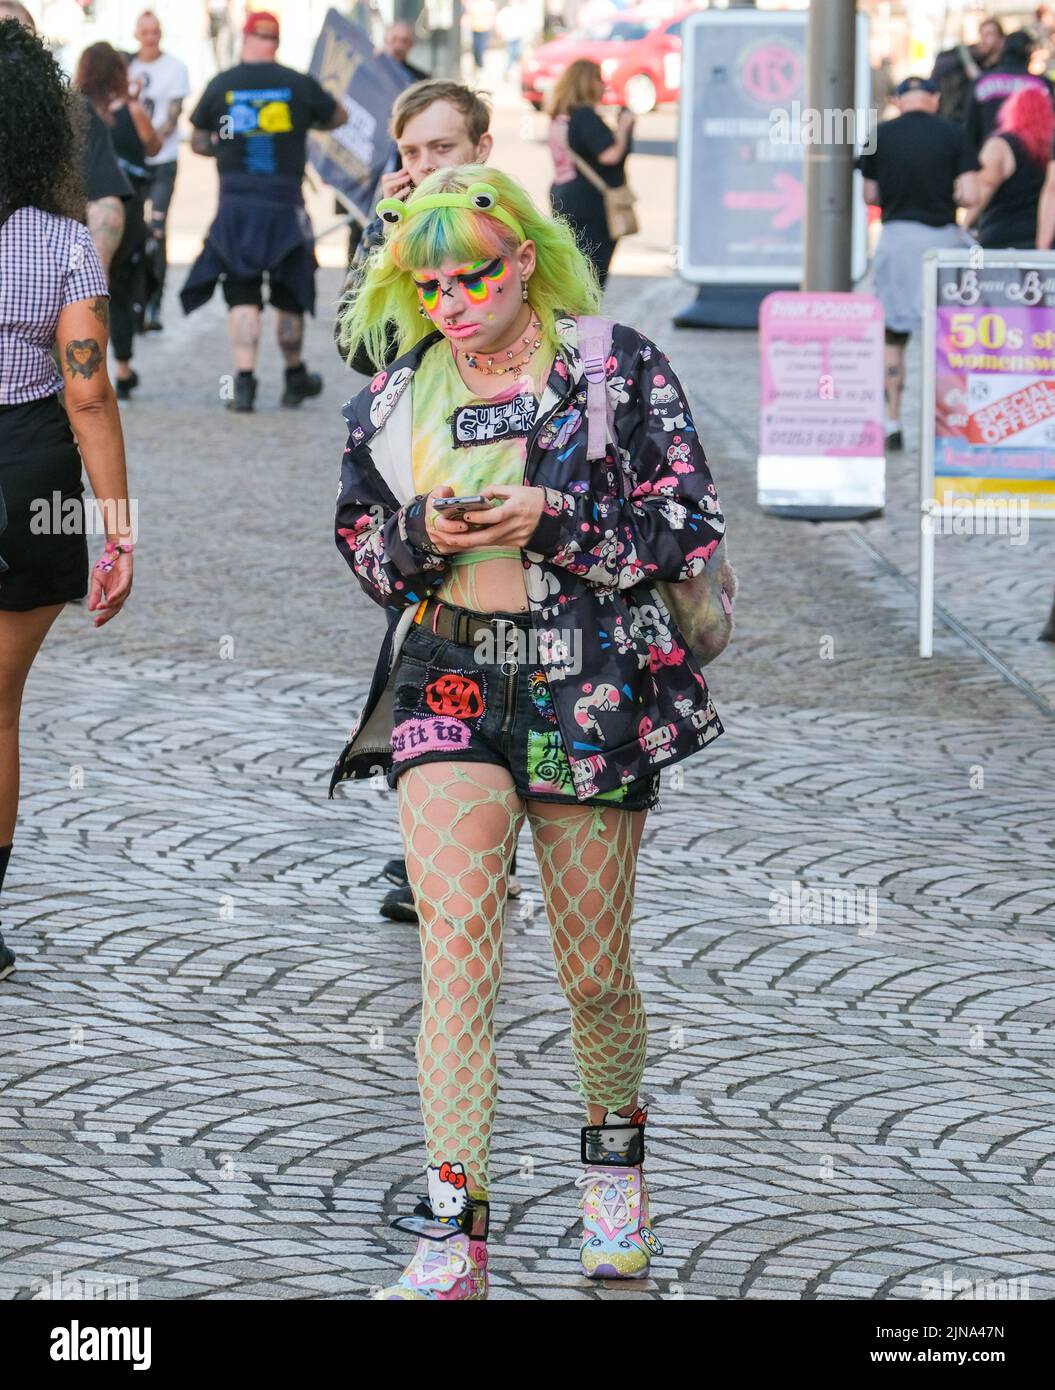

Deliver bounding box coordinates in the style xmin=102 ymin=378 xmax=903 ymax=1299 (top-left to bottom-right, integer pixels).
xmin=65 ymin=338 xmax=103 ymax=379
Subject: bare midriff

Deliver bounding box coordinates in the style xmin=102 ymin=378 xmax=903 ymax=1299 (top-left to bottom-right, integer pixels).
xmin=411 ymin=339 xmax=554 ymax=615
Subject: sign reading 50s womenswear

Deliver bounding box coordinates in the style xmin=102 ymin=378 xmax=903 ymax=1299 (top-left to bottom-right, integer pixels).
xmin=930 ymin=257 xmax=1055 ymax=514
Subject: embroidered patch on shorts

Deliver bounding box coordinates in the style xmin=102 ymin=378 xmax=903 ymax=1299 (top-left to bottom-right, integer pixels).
xmin=528 ymin=670 xmax=558 ymax=725
xmin=391 ymin=716 xmax=472 ymax=761
xmin=423 ymin=671 xmax=486 ymax=720
xmin=526 ymin=730 xmax=574 ymax=795
xmin=450 ymin=395 xmax=535 ymax=448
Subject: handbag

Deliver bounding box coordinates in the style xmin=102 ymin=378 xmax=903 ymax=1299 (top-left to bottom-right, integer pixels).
xmin=567 ymin=149 xmax=639 ymax=240
xmin=577 ymin=316 xmax=737 ymax=666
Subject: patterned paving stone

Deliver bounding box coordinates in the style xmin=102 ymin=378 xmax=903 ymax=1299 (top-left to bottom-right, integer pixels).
xmin=1 ymin=266 xmax=1053 ymax=1303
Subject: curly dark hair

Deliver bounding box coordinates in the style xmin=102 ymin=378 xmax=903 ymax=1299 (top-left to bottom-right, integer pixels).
xmin=0 ymin=19 xmax=85 ymax=226
xmin=75 ymin=41 xmax=129 ymax=115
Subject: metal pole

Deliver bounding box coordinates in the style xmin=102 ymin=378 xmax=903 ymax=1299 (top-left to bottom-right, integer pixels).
xmin=802 ymin=0 xmax=857 ymax=291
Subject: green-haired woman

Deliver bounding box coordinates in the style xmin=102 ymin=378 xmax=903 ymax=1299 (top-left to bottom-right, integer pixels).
xmin=333 ymin=164 xmax=726 ymax=1299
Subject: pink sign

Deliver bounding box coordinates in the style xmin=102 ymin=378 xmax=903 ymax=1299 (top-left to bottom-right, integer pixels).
xmin=760 ymin=292 xmax=885 ymax=457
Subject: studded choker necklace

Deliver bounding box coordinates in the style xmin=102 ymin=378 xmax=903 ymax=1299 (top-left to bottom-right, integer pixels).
xmin=461 ymin=315 xmax=543 ymax=375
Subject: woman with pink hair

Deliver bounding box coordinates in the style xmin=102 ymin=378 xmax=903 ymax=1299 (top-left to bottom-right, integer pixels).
xmin=965 ymin=85 xmax=1055 ymax=247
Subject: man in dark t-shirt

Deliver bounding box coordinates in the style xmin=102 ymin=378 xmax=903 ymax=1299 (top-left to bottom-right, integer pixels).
xmin=962 ymin=29 xmax=1055 ymax=161
xmin=856 ymin=77 xmax=976 ymax=450
xmin=180 ymin=9 xmax=346 ymax=412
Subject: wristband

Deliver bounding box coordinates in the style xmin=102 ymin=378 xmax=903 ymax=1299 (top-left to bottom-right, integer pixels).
xmin=95 ymin=539 xmax=134 ymax=574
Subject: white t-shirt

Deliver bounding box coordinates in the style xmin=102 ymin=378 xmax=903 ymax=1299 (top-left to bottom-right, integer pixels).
xmin=128 ymin=52 xmax=190 ymax=165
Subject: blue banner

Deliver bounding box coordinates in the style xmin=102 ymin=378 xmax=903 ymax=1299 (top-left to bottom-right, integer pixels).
xmin=306 ymin=8 xmax=410 ymax=222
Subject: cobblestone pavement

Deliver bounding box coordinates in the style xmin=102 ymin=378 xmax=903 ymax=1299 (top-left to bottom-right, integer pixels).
xmin=3 ymin=123 xmax=1055 ymax=1296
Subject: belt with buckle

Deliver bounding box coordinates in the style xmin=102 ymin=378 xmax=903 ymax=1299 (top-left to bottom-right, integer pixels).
xmin=414 ymin=597 xmax=532 ymax=650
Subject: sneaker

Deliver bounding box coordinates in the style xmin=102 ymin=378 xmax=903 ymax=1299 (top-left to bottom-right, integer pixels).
xmin=577 ymin=1107 xmax=663 ymax=1279
xmin=375 ymin=1162 xmax=489 ymax=1300
xmin=380 ymin=883 xmax=417 ymax=923
xmin=227 ymin=373 xmax=257 ymax=412
xmin=0 ymin=932 xmax=15 ymax=983
xmin=885 ymin=428 xmax=904 ymax=452
xmin=115 ymin=370 xmax=139 ymax=401
xmin=144 ymin=314 xmax=163 ymax=333
xmin=281 ymin=365 xmax=323 ymax=407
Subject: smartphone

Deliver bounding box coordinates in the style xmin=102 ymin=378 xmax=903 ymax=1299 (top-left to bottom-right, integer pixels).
xmin=433 ymin=495 xmax=502 ymax=526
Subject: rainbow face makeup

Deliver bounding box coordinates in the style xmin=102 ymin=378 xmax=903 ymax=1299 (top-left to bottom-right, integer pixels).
xmin=414 ymin=277 xmax=441 ymax=314
xmin=453 ymin=257 xmax=510 ymax=304
xmin=414 ymin=258 xmax=511 ymax=317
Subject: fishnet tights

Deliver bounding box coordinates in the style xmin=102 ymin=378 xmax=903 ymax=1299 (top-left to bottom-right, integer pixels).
xmin=397 ymin=762 xmax=647 ymax=1196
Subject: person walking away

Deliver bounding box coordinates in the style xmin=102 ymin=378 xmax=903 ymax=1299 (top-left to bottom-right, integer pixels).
xmin=931 ymin=17 xmax=1004 ymax=123
xmin=333 ymin=163 xmax=727 ymax=1297
xmin=963 ymin=29 xmax=1055 ymax=161
xmin=0 ymin=20 xmax=134 ymax=981
xmin=129 ymin=9 xmax=190 ymax=332
xmin=181 ymin=10 xmax=347 ymax=412
xmin=547 ymin=59 xmax=633 ymax=291
xmin=496 ymin=1 xmax=528 ymax=78
xmin=856 ymin=77 xmax=977 ymax=452
xmin=75 ymin=42 xmax=161 ymax=401
xmin=964 ymin=86 xmax=1055 ymax=248
xmin=333 ymin=78 xmax=497 ymax=924
xmin=465 ymin=0 xmax=495 ymax=74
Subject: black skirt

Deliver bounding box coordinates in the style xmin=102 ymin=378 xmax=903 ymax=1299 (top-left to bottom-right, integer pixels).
xmin=0 ymin=394 xmax=89 ymax=611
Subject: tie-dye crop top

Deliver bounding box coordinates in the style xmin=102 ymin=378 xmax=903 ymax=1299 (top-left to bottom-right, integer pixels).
xmin=411 ymin=339 xmax=554 ymax=567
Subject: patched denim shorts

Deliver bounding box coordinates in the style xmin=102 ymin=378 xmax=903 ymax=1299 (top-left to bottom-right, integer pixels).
xmin=387 ymin=605 xmax=660 ymax=811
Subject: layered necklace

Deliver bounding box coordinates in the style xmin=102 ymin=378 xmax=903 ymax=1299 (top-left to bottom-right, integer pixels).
xmin=462 ymin=313 xmax=543 ymax=377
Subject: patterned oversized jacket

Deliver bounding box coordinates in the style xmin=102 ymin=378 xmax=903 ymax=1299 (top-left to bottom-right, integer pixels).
xmin=329 ymin=314 xmax=726 ymax=801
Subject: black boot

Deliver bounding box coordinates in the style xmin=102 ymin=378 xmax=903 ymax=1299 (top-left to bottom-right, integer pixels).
xmin=227 ymin=371 xmax=257 ymax=413
xmin=281 ymin=363 xmax=323 ymax=407
xmin=115 ymin=369 xmax=139 ymax=401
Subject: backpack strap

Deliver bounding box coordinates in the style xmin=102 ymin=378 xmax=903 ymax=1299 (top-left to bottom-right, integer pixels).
xmin=576 ymin=314 xmax=615 ymax=462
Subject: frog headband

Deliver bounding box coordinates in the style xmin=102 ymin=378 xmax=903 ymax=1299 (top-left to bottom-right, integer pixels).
xmin=375 ymin=181 xmax=527 ymax=245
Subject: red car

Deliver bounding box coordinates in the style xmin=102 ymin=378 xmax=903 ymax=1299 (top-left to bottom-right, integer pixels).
xmin=522 ymin=9 xmax=695 ymax=115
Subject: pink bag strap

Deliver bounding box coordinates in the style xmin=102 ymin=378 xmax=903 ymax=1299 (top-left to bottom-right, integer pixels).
xmin=576 ymin=314 xmax=615 ymax=462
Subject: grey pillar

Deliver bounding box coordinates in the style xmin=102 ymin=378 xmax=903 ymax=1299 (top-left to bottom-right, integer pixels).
xmin=802 ymin=0 xmax=857 ymax=292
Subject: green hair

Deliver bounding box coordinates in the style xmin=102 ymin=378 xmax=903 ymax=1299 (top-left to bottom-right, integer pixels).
xmin=337 ymin=163 xmax=602 ymax=372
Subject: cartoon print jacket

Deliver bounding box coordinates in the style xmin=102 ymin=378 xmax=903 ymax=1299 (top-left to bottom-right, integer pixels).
xmin=330 ymin=315 xmax=726 ymax=801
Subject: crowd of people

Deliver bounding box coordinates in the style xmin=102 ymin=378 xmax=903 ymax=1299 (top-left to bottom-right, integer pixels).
xmin=860 ymin=17 xmax=1055 ymax=453
xmin=0 ymin=3 xmax=727 ymax=1303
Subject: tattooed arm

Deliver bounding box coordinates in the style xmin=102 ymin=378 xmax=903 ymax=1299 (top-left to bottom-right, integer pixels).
xmin=86 ymin=196 xmax=125 ymax=278
xmin=56 ymin=296 xmax=133 ymax=625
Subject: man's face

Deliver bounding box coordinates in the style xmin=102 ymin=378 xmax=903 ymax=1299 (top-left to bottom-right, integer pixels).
xmin=396 ymin=100 xmax=492 ymax=187
xmin=977 ymin=22 xmax=1003 ymax=59
xmin=136 ymin=15 xmax=161 ymax=50
xmin=385 ymin=23 xmax=414 ymax=63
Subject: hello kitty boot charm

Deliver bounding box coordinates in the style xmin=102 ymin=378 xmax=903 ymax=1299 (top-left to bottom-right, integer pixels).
xmin=577 ymin=1107 xmax=663 ymax=1279
xmin=375 ymin=1161 xmax=489 ymax=1301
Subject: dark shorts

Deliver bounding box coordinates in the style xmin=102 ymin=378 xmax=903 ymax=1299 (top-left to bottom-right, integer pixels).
xmin=222 ymin=273 xmax=302 ymax=313
xmin=0 ymin=395 xmax=88 ymax=612
xmin=387 ymin=608 xmax=661 ymax=812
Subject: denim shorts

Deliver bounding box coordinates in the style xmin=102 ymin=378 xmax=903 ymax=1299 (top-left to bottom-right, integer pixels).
xmin=387 ymin=608 xmax=661 ymax=811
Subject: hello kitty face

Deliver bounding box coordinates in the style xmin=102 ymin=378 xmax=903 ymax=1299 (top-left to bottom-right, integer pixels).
xmin=368 ymin=366 xmax=412 ymax=428
xmin=427 ymin=1161 xmax=470 ymax=1222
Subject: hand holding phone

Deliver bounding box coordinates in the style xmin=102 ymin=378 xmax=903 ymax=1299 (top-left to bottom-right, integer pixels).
xmin=433 ymin=494 xmax=503 ymax=526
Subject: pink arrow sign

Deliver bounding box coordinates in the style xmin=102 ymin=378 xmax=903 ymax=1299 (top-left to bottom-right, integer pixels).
xmin=722 ymin=173 xmax=803 ymax=230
